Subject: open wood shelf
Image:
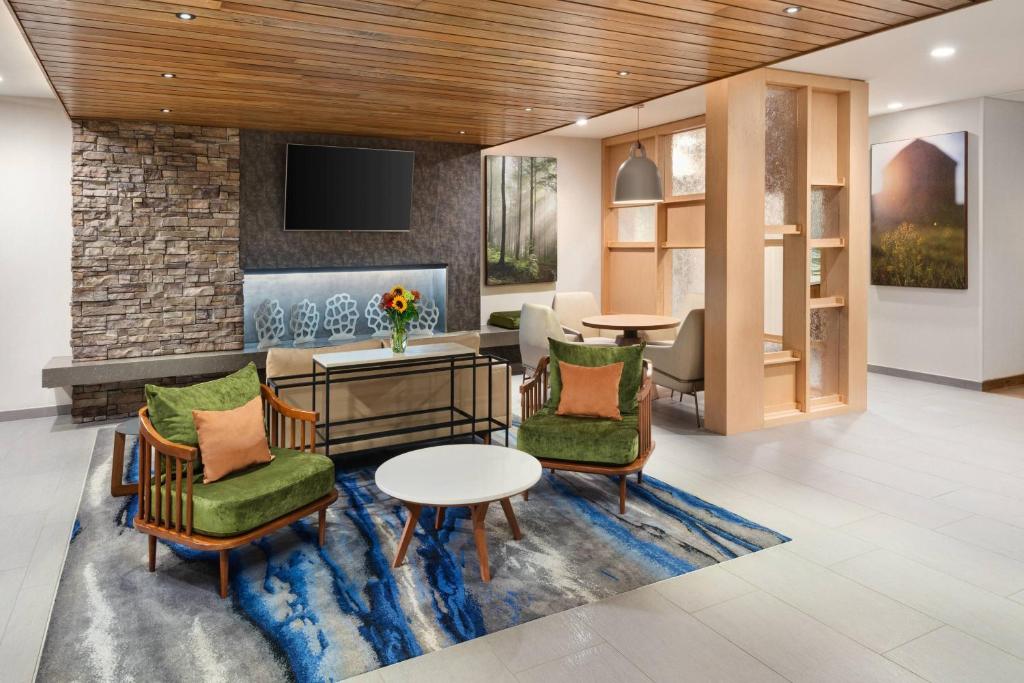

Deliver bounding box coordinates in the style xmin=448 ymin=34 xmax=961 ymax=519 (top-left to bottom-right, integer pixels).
xmin=765 ymin=224 xmax=800 ymax=236
xmin=764 ymin=350 xmax=800 ymax=366
xmin=809 ymin=237 xmax=846 ymax=248
xmin=809 ymin=296 xmax=845 ymax=309
xmin=663 ymin=193 xmax=705 ymax=206
xmin=661 ymin=242 xmax=703 ymax=249
xmin=606 ymin=241 xmax=655 ymax=250
xmin=811 ymin=178 xmax=846 ymax=188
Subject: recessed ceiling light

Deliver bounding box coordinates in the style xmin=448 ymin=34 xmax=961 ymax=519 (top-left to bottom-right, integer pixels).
xmin=0 ymin=75 xmax=4 ymax=82
xmin=524 ymin=107 xmax=533 ymax=112
xmin=175 ymin=11 xmax=195 ymax=20
xmin=887 ymin=102 xmax=904 ymax=110
xmin=575 ymin=117 xmax=588 ymax=126
xmin=459 ymin=130 xmax=466 ymax=135
xmin=162 ymin=73 xmax=176 ymax=78
xmin=160 ymin=108 xmax=172 ymax=113
xmin=618 ymin=70 xmax=630 ymax=77
xmin=930 ymin=45 xmax=956 ymax=59
xmin=784 ymin=6 xmax=801 ymax=14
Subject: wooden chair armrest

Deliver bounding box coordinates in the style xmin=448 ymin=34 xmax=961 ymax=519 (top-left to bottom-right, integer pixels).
xmin=261 ymin=384 xmax=318 ymax=452
xmin=138 ymin=407 xmax=198 ymax=462
xmin=261 ymin=385 xmax=317 ymax=424
xmin=520 ymin=356 xmax=549 ymax=421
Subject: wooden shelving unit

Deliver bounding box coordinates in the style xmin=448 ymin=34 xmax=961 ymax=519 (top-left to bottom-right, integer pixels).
xmin=602 ymin=115 xmax=706 ymax=316
xmin=765 ymin=224 xmax=800 ymax=235
xmin=753 ymin=69 xmax=867 ymax=430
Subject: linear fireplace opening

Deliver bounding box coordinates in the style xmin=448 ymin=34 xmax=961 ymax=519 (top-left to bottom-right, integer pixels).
xmin=242 ymin=265 xmax=447 ymax=349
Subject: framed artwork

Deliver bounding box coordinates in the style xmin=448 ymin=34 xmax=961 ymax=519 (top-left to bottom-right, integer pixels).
xmin=484 ymin=155 xmax=557 ymax=285
xmin=870 ymin=131 xmax=967 ymax=289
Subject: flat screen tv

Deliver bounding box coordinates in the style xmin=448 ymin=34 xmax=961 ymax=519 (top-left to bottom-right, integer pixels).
xmin=284 ymin=144 xmax=415 ymax=231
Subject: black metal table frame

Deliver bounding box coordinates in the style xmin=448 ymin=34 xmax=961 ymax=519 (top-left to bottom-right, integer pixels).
xmin=268 ymin=352 xmax=511 ymax=457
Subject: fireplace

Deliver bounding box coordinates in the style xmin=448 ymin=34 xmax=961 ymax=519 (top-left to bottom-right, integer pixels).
xmin=242 ymin=265 xmax=447 ymax=349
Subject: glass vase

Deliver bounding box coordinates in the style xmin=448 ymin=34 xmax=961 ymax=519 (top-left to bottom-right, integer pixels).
xmin=391 ymin=324 xmax=408 ymax=354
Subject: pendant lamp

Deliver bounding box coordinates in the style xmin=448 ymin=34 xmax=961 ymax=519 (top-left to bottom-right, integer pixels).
xmin=613 ymin=105 xmax=664 ymax=205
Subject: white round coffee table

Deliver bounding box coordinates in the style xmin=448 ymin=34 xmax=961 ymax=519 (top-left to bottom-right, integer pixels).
xmin=375 ymin=444 xmax=542 ymax=582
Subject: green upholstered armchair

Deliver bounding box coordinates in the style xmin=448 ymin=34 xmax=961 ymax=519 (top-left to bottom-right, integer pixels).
xmin=136 ymin=365 xmax=338 ymax=598
xmin=518 ymin=341 xmax=655 ymax=513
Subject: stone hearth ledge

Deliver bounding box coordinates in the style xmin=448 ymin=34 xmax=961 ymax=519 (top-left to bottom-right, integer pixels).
xmin=42 ymin=326 xmax=518 ymax=388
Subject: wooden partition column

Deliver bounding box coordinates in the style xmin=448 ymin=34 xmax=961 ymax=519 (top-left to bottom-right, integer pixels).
xmin=705 ymin=68 xmax=868 ymax=435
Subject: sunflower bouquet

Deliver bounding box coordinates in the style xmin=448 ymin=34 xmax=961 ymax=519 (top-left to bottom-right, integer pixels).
xmin=379 ymin=285 xmax=421 ymax=353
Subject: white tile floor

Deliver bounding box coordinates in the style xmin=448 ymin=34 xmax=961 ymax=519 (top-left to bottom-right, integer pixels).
xmin=6 ymin=372 xmax=1024 ymax=682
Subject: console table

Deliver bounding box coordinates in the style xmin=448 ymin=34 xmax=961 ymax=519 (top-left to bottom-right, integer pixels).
xmin=309 ymin=343 xmax=510 ymax=457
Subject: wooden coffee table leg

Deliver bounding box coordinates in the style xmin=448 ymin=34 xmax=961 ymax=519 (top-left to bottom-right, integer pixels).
xmin=434 ymin=506 xmax=446 ymax=530
xmin=471 ymin=502 xmax=491 ymax=582
xmin=499 ymin=497 xmax=522 ymax=540
xmin=393 ymin=502 xmax=422 ymax=568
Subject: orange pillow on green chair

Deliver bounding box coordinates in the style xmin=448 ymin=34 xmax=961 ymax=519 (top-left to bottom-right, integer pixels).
xmin=193 ymin=396 xmax=274 ymax=484
xmin=555 ymin=360 xmax=624 ymax=421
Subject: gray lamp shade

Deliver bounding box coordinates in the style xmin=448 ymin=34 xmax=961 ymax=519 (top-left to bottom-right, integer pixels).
xmin=613 ymin=141 xmax=664 ymax=204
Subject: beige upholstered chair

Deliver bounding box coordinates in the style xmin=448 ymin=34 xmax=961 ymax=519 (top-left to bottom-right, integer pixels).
xmin=519 ymin=303 xmax=567 ymax=376
xmin=643 ymin=293 xmax=705 ymax=345
xmin=551 ymin=291 xmax=615 ymax=342
xmin=643 ymin=306 xmax=705 ymax=426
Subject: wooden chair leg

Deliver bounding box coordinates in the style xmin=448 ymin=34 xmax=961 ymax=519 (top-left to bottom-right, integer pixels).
xmin=318 ymin=507 xmax=327 ymax=547
xmin=482 ymin=432 xmax=491 ymax=445
xmin=219 ymin=550 xmax=229 ymax=599
xmin=435 ymin=506 xmax=446 ymax=530
xmin=618 ymin=475 xmax=627 ymax=514
xmin=148 ymin=535 xmax=156 ymax=572
xmin=523 ymin=489 xmax=529 ymax=502
xmin=393 ymin=502 xmax=422 ymax=568
xmin=636 ymin=470 xmax=644 ymax=484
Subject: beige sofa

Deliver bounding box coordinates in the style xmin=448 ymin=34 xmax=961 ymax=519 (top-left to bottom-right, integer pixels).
xmin=265 ymin=332 xmax=511 ymax=456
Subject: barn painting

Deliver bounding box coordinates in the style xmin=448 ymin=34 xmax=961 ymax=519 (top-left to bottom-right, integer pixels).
xmin=870 ymin=131 xmax=967 ymax=289
xmin=484 ymin=155 xmax=557 ymax=285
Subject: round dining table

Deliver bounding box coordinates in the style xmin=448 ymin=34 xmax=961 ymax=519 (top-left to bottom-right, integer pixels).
xmin=581 ymin=314 xmax=680 ymax=346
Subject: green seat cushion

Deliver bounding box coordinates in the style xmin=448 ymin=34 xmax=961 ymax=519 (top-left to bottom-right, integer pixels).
xmin=487 ymin=310 xmax=521 ymax=330
xmin=150 ymin=447 xmax=335 ymax=537
xmin=518 ymin=407 xmax=639 ymax=466
xmin=547 ymin=338 xmax=644 ymax=415
xmin=145 ymin=363 xmax=261 ymax=447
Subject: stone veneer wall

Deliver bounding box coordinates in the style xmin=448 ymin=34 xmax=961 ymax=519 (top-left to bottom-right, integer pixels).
xmin=71 ymin=120 xmax=243 ymax=362
xmin=71 ymin=374 xmax=222 ymax=424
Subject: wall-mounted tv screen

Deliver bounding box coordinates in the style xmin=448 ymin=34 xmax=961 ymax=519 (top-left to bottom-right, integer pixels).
xmin=284 ymin=144 xmax=415 ymax=231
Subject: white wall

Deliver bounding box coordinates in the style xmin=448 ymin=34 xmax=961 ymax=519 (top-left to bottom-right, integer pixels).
xmin=480 ymin=135 xmax=602 ymax=320
xmin=0 ymin=97 xmax=72 ymax=413
xmin=868 ymin=99 xmax=984 ymax=383
xmin=981 ymin=98 xmax=1024 ymax=380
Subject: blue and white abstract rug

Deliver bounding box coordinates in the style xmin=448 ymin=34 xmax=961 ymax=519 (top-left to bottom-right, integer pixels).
xmin=38 ymin=429 xmax=788 ymax=681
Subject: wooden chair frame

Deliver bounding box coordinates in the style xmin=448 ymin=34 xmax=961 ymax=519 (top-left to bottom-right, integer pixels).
xmin=521 ymin=357 xmax=655 ymax=513
xmin=136 ymin=385 xmax=339 ymax=598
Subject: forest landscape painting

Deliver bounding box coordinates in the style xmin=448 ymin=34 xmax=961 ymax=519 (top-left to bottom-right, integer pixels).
xmin=871 ymin=131 xmax=967 ymax=289
xmin=485 ymin=155 xmax=557 ymax=285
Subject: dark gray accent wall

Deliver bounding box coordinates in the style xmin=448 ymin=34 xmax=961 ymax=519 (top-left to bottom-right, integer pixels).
xmin=239 ymin=130 xmax=483 ymax=331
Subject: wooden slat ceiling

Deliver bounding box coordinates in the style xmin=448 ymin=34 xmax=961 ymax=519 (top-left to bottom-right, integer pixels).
xmin=10 ymin=0 xmax=982 ymax=145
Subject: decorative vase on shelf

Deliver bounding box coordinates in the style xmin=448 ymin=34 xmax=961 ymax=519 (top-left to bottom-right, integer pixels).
xmin=391 ymin=322 xmax=409 ymax=354
xmin=378 ymin=284 xmax=420 ymax=354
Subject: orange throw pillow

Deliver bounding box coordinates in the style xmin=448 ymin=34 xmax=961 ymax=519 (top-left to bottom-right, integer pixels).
xmin=193 ymin=395 xmax=274 ymax=484
xmin=556 ymin=360 xmax=624 ymax=421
